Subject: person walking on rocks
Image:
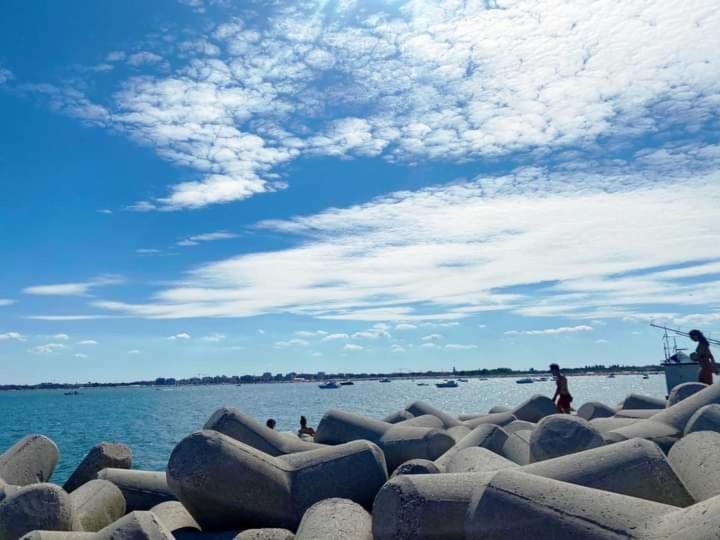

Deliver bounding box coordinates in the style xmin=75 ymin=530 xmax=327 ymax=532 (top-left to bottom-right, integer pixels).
xmin=298 ymin=415 xmax=316 ymax=437
xmin=690 ymin=329 xmax=717 ymax=385
xmin=550 ymin=363 xmax=573 ymax=413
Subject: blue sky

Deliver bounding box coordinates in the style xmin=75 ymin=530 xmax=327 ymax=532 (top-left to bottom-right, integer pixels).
xmin=1 ymin=0 xmax=719 ymax=384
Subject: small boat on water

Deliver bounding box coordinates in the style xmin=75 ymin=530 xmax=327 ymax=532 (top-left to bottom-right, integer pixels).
xmin=339 ymin=380 xmax=354 ymax=386
xmin=64 ymin=390 xmax=80 ymax=395
xmin=417 ymin=382 xmax=429 ymax=386
xmin=516 ymin=378 xmax=534 ymax=384
xmin=642 ymin=374 xmax=649 ymax=379
xmin=379 ymin=378 xmax=392 ymax=383
xmin=436 ymin=380 xmax=459 ymax=388
xmin=458 ymin=378 xmax=469 ymax=382
xmin=607 ymin=373 xmax=616 ymax=379
xmin=318 ymin=381 xmax=339 ymax=389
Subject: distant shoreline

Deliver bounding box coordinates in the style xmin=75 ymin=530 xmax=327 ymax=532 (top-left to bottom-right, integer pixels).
xmin=0 ymin=364 xmax=662 ymax=391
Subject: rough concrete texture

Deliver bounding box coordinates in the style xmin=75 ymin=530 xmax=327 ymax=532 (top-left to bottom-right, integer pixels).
xmin=234 ymin=530 xmax=294 ymax=540
xmin=609 ymin=383 xmax=720 ymax=443
xmin=502 ymin=420 xmax=536 ymax=434
xmin=314 ymin=409 xmax=454 ymax=470
xmin=684 ymin=403 xmax=720 ymax=435
xmin=619 ymin=393 xmax=666 ymax=410
xmin=392 ymin=415 xmax=445 ymax=429
xmin=445 ymin=425 xmax=471 ymax=443
xmin=576 ymin=401 xmax=616 ymax=421
xmin=0 ymin=483 xmax=77 ymax=540
xmin=382 ymin=410 xmax=414 ymax=424
xmin=373 ymin=472 xmax=494 ymax=539
xmin=668 ymin=431 xmax=720 ymax=501
xmin=95 ymin=511 xmax=174 ymax=540
xmin=19 ymin=533 xmax=93 ymax=540
xmin=668 ymin=382 xmax=708 ymax=407
xmin=63 ymin=443 xmax=132 ymax=493
xmin=167 ymin=430 xmax=387 ymax=531
xmin=295 ymin=498 xmax=372 ymax=540
xmin=590 ymin=417 xmax=639 ymax=433
xmin=499 ymin=430 xmax=531 ymax=465
xmin=373 ymin=436 xmax=696 ymax=538
xmin=175 ymin=532 xmax=239 ymax=540
xmin=464 ymin=469 xmax=675 ymax=540
xmin=390 ymin=459 xmax=439 ymax=477
xmin=530 ymin=415 xmax=604 ymax=462
xmin=404 ymin=401 xmax=462 ymax=428
xmin=69 ymin=479 xmax=126 ymax=532
xmin=0 ymin=435 xmax=59 ymax=486
xmin=97 ymin=468 xmax=176 ymax=511
xmin=204 ymin=408 xmax=324 ymax=456
xmin=522 ymin=438 xmax=694 ymax=506
xmin=434 ymin=424 xmax=509 ymax=471
xmin=510 ymin=395 xmax=556 ymax=423
xmin=444 ymin=447 xmax=518 ymax=474
xmin=488 ymin=405 xmax=512 ymax=414
xmin=462 ymin=412 xmax=516 ymax=429
xmin=614 ymin=409 xmax=658 ymax=419
xmin=150 ymin=501 xmax=201 ymax=533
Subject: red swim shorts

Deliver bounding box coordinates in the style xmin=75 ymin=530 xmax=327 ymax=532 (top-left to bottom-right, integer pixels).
xmin=557 ymin=394 xmax=573 ymax=412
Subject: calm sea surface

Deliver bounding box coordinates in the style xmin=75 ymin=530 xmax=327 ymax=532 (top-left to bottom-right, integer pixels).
xmin=0 ymin=374 xmax=667 ymax=484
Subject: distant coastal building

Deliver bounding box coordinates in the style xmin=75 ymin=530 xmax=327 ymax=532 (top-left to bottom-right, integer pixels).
xmin=262 ymin=372 xmax=272 ymax=382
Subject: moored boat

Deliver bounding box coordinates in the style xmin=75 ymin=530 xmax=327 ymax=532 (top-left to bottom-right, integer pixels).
xmin=436 ymin=380 xmax=459 ymax=388
xmin=515 ymin=378 xmax=533 ymax=384
xmin=318 ymin=381 xmax=339 ymax=389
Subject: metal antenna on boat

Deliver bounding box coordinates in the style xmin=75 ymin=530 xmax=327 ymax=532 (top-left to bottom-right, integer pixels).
xmin=649 ymin=323 xmax=720 ymax=347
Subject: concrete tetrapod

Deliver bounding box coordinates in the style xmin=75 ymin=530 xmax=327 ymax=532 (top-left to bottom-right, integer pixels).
xmin=684 ymin=403 xmax=720 ymax=435
xmin=434 ymin=424 xmax=509 ymax=472
xmin=95 ymin=511 xmax=174 ymax=540
xmin=510 ymin=395 xmax=556 ymax=423
xmin=668 ymin=382 xmax=707 ymax=407
xmin=69 ymin=479 xmax=126 ymax=532
xmin=614 ymin=409 xmax=658 ymax=419
xmin=529 ymin=414 xmax=604 ymax=462
xmin=619 ymin=393 xmax=666 ymax=410
xmin=464 ymin=470 xmax=680 ymax=540
xmin=392 ymin=415 xmax=445 ymax=429
xmin=63 ymin=443 xmax=132 ymax=492
xmin=167 ymin=430 xmax=387 ymax=531
xmin=404 ymin=401 xmax=462 ymax=428
xmin=372 ymin=438 xmax=694 ymax=539
xmin=0 ymin=483 xmax=77 ymax=540
xmin=0 ymin=435 xmax=59 ymax=486
xmin=96 ymin=468 xmax=176 ymax=511
xmin=19 ymin=534 xmax=93 ymax=540
xmin=668 ymin=431 xmax=720 ymax=501
xmin=381 ymin=410 xmax=414 ymax=424
xmin=204 ymin=408 xmax=324 ymax=456
xmin=444 ymin=447 xmax=518 ymax=474
xmin=314 ymin=410 xmax=454 ymax=470
xmin=576 ymin=401 xmax=616 ymax=421
xmin=461 ymin=412 xmax=516 ymax=429
xmin=608 ymin=383 xmax=720 ymax=445
xmin=150 ymin=501 xmax=201 ymax=534
xmin=234 ymin=530 xmax=294 ymax=540
xmin=295 ymin=498 xmax=372 ymax=540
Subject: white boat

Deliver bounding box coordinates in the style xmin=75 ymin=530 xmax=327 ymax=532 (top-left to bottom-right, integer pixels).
xmin=318 ymin=381 xmax=339 ymax=389
xmin=436 ymin=380 xmax=459 ymax=388
xmin=379 ymin=378 xmax=392 ymax=383
xmin=651 ymin=324 xmax=720 ymax=395
xmin=516 ymin=378 xmax=534 ymax=384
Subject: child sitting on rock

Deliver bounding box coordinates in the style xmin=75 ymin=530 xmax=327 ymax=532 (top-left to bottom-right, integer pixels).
xmin=298 ymin=415 xmax=316 ymax=438
xmin=550 ymin=363 xmax=573 ymax=413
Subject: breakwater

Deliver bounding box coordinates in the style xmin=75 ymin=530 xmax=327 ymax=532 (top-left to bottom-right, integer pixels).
xmin=1 ymin=380 xmax=720 ymax=538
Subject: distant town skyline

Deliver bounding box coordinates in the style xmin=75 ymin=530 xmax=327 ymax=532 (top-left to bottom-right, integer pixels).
xmin=1 ymin=1 xmax=719 ymax=384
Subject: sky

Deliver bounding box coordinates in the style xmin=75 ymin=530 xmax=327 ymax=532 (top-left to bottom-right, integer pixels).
xmin=0 ymin=0 xmax=719 ymax=384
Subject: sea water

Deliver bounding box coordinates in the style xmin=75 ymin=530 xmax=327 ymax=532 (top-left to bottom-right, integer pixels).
xmin=0 ymin=374 xmax=666 ymax=484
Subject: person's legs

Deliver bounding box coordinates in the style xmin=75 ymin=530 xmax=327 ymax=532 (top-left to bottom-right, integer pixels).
xmin=699 ymin=368 xmax=713 ymax=385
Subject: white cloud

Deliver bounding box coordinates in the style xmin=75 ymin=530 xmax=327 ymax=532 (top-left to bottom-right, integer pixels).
xmin=23 ymin=275 xmax=124 ymax=296
xmin=595 ymin=339 xmax=609 ymax=344
xmin=168 ymin=332 xmax=191 ymax=340
xmin=128 ymin=349 xmax=141 ymax=355
xmin=322 ymin=333 xmax=349 ymax=341
xmin=422 ymin=334 xmax=443 ymax=341
xmin=106 ymin=51 xmax=126 ymax=62
xmin=477 ymin=324 xmax=487 ymax=329
xmin=201 ymin=333 xmax=226 ymax=342
xmin=505 ymin=325 xmax=594 ymax=336
xmin=274 ymin=338 xmax=309 ymax=348
xmin=257 ymin=329 xmax=265 ymax=334
xmin=35 ymin=1 xmax=720 ymax=210
xmin=52 ymin=334 xmax=70 ymax=340
xmin=87 ymin=164 xmax=720 ymax=323
xmin=177 ymin=231 xmax=238 ymax=247
xmin=127 ymin=52 xmax=164 ymax=66
xmin=97 ymin=209 xmax=113 ymax=214
xmin=77 ymin=340 xmax=98 ymax=345
xmin=395 ymin=323 xmax=417 ymax=331
xmin=343 ymin=343 xmax=363 ymax=351
xmin=136 ymin=248 xmax=160 ymax=255
xmin=0 ymin=299 xmax=15 ymax=306
xmin=0 ymin=67 xmax=13 ymax=85
xmin=74 ymin=353 xmax=88 ymax=358
xmin=445 ymin=344 xmax=478 ymax=350
xmin=29 ymin=343 xmax=66 ymax=354
xmin=0 ymin=332 xmax=24 ymax=341
xmin=391 ymin=344 xmax=406 ymax=353
xmin=420 ymin=342 xmax=437 ymax=349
